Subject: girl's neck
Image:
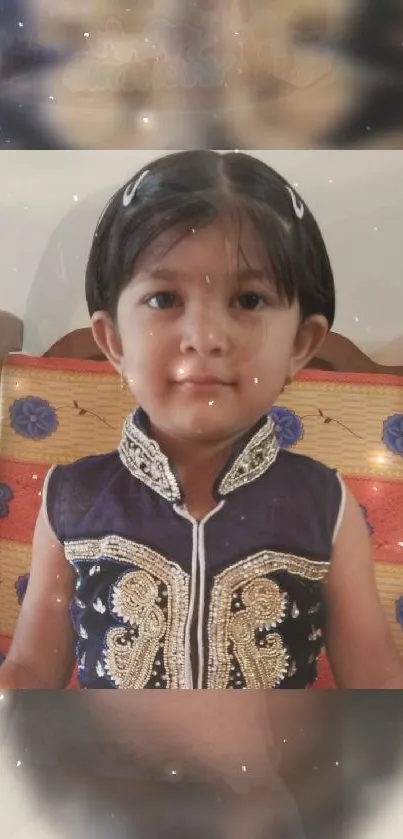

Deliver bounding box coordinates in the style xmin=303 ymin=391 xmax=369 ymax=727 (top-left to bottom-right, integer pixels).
xmin=177 ymin=458 xmax=226 ymax=520
xmin=149 ymin=425 xmax=242 ymax=519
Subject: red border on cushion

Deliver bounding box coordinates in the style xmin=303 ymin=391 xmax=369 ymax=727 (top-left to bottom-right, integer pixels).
xmin=345 ymin=477 xmax=403 ymax=565
xmin=0 ymin=635 xmax=11 ymax=657
xmin=313 ymin=654 xmax=335 ymax=689
xmin=5 ymin=354 xmax=403 ymax=386
xmin=297 ymin=369 xmax=403 ymax=386
xmin=0 ymin=461 xmax=48 ymax=542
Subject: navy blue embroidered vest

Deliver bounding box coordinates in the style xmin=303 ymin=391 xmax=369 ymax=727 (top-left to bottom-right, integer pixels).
xmin=45 ymin=409 xmax=343 ymax=689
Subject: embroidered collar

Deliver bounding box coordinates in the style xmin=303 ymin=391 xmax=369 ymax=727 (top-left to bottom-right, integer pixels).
xmin=118 ymin=408 xmax=279 ymax=504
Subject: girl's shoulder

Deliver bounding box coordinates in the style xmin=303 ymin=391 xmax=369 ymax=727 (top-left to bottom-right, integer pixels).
xmin=50 ymin=449 xmax=123 ymax=486
xmin=275 ymin=447 xmax=340 ymax=483
xmin=44 ymin=451 xmax=127 ymax=543
xmin=273 ymin=449 xmax=344 ymax=537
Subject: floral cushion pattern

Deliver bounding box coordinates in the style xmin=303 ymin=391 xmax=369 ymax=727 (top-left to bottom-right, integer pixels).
xmin=0 ymin=355 xmax=403 ymax=689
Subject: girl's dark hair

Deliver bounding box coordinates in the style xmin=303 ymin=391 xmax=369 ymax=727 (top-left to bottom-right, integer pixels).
xmin=85 ymin=150 xmax=335 ymax=328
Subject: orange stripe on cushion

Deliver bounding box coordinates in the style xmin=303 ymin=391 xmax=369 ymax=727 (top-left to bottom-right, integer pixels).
xmin=280 ymin=380 xmax=403 ymax=480
xmin=1 ymin=362 xmax=135 ymax=464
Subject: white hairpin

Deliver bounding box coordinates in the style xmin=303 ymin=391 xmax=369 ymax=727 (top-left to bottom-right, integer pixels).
xmin=286 ymin=186 xmax=304 ymax=220
xmin=122 ymin=169 xmax=150 ymax=208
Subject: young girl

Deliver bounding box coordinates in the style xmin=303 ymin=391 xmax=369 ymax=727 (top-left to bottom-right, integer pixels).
xmin=1 ymin=150 xmax=402 ymax=690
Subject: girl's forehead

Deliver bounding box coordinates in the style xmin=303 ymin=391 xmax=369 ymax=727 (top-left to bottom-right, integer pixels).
xmin=135 ymin=218 xmax=267 ymax=275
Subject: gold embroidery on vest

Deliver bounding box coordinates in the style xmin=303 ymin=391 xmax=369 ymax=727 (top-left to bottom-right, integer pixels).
xmin=230 ymin=578 xmax=289 ymax=689
xmin=218 ymin=418 xmax=279 ymax=496
xmin=207 ymin=552 xmax=330 ymax=689
xmin=119 ymin=414 xmax=279 ymax=501
xmin=105 ymin=570 xmax=167 ymax=689
xmin=65 ymin=536 xmax=189 ymax=688
xmin=119 ymin=415 xmax=182 ymax=503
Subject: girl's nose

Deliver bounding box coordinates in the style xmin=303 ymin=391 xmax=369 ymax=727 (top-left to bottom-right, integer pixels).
xmin=179 ymin=307 xmax=230 ymax=357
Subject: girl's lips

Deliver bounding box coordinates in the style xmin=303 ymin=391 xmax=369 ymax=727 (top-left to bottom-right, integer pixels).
xmin=176 ymin=376 xmax=234 ymax=388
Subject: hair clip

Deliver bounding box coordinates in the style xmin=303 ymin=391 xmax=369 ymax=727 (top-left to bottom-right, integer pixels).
xmin=286 ymin=186 xmax=304 ymax=220
xmin=122 ymin=169 xmax=150 ymax=208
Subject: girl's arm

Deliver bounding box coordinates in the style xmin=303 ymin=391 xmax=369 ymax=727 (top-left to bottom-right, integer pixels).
xmin=0 ymin=504 xmax=76 ymax=689
xmin=324 ymin=487 xmax=403 ymax=689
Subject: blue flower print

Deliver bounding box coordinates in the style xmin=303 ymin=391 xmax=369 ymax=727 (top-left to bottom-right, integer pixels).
xmin=269 ymin=406 xmax=304 ymax=449
xmin=396 ymin=596 xmax=403 ymax=628
xmin=10 ymin=396 xmax=58 ymax=440
xmin=0 ymin=483 xmax=13 ymax=518
xmin=359 ymin=504 xmax=374 ymax=536
xmin=15 ymin=574 xmax=30 ymax=606
xmin=382 ymin=414 xmax=403 ymax=457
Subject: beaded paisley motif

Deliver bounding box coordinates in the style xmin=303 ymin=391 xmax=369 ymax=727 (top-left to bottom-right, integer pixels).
xmin=230 ymin=578 xmax=289 ymax=688
xmin=64 ymin=536 xmax=189 ymax=688
xmin=207 ymin=551 xmax=330 ymax=689
xmin=104 ymin=570 xmax=167 ymax=689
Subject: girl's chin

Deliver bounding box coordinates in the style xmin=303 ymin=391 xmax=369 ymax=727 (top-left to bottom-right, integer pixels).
xmin=165 ymin=420 xmax=249 ymax=450
xmin=148 ymin=397 xmax=267 ymax=442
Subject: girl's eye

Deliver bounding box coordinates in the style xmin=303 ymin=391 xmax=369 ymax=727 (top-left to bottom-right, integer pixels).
xmin=236 ymin=293 xmax=268 ymax=311
xmin=147 ymin=292 xmax=177 ymax=309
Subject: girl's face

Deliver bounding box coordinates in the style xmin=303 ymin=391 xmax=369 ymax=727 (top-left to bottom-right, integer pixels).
xmin=94 ymin=217 xmax=327 ymax=448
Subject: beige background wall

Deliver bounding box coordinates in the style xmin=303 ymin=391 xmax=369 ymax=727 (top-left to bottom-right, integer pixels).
xmin=0 ymin=150 xmax=402 ymax=361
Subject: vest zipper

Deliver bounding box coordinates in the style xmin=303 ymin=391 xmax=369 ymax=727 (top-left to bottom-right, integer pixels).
xmin=174 ymin=502 xmax=225 ymax=689
xmin=183 ymin=520 xmax=199 ymax=688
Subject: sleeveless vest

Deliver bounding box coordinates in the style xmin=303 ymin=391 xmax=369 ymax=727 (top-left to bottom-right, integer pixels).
xmin=45 ymin=409 xmax=343 ymax=689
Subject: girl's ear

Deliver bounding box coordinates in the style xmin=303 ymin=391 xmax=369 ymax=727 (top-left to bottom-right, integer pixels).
xmin=288 ymin=315 xmax=329 ymax=378
xmin=91 ymin=312 xmax=124 ymax=374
